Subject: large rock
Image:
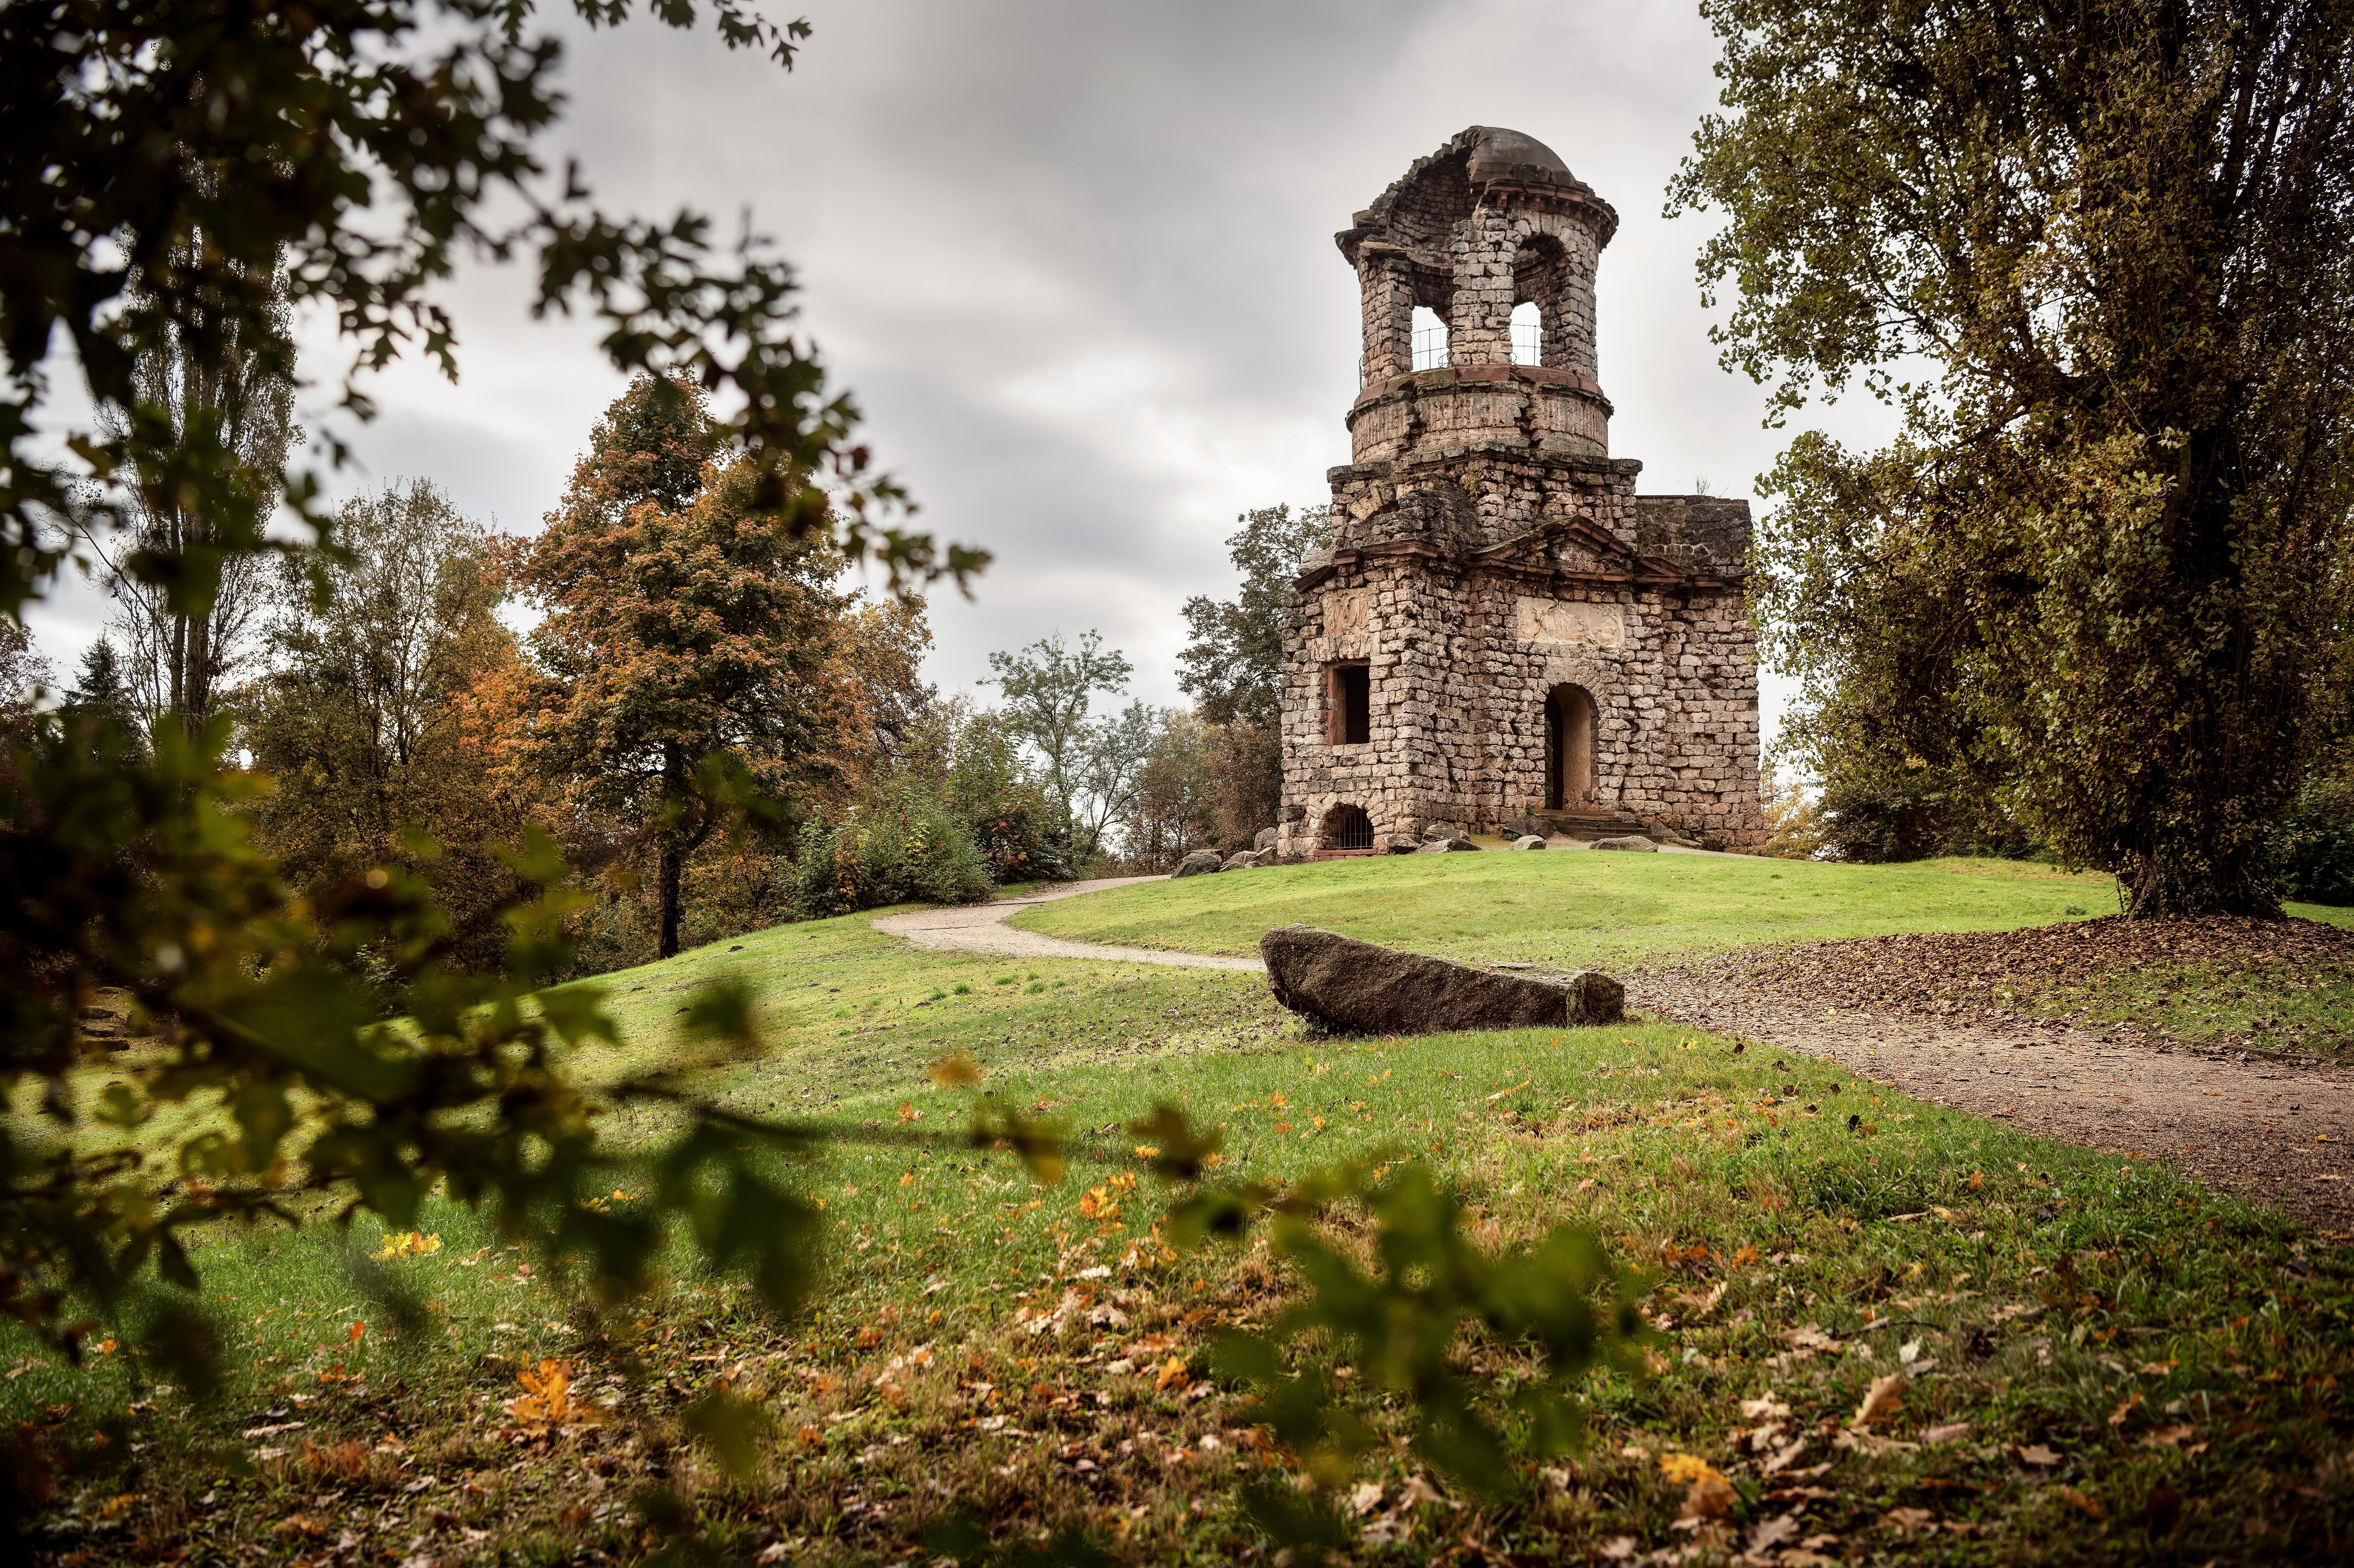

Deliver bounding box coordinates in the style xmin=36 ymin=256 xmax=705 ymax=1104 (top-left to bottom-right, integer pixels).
xmin=1255 ymin=827 xmax=1279 ymax=851
xmin=1507 ymin=834 xmax=1547 ymax=851
xmin=1173 ymin=849 xmax=1225 ymax=877
xmin=1591 ymin=835 xmax=1658 ymax=853
xmin=1260 ymin=926 xmax=1624 ymax=1033
xmin=1382 ymin=836 xmax=1421 ymax=854
xmin=1421 ymin=819 xmax=1470 ymax=842
xmin=1417 ymin=836 xmax=1478 ymax=853
xmin=1223 ymin=849 xmax=1271 ymax=870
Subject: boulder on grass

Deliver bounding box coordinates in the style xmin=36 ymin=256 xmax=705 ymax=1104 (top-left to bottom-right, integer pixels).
xmin=1591 ymin=835 xmax=1657 ymax=853
xmin=1255 ymin=827 xmax=1279 ymax=851
xmin=1260 ymin=925 xmax=1623 ymax=1033
xmin=1222 ymin=849 xmax=1270 ymax=870
xmin=1500 ymin=817 xmax=1551 ymax=840
xmin=1417 ymin=836 xmax=1478 ymax=853
xmin=1382 ymin=836 xmax=1422 ymax=854
xmin=1421 ymin=820 xmax=1470 ymax=842
xmin=1173 ymin=849 xmax=1225 ymax=876
xmin=1508 ymin=835 xmax=1547 ymax=851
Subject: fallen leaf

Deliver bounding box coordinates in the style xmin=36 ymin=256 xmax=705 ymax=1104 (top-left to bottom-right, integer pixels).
xmin=2018 ymin=1444 xmax=2062 ymax=1467
xmin=1686 ymin=1479 xmax=1738 ymax=1523
xmin=1883 ymin=1506 xmax=1936 ymax=1533
xmin=2108 ymin=1393 xmax=2144 ymax=1427
xmin=2054 ymin=1485 xmax=2104 ymax=1520
xmin=1657 ymin=1452 xmax=1722 ymax=1486
xmin=1154 ymin=1356 xmax=1189 ymax=1392
xmin=1596 ymin=1538 xmax=1638 ymax=1562
xmin=1746 ymin=1512 xmax=1801 ymax=1554
xmin=1922 ymin=1421 xmax=1971 ymax=1444
xmin=506 ymin=1359 xmax=600 ymax=1427
xmin=2144 ymin=1423 xmax=2200 ymax=1448
xmin=348 ymin=1321 xmax=366 ymax=1345
xmin=1851 ymin=1372 xmax=1905 ymax=1428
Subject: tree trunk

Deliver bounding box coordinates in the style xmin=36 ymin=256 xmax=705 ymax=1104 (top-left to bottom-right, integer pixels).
xmin=183 ymin=609 xmax=209 ymax=737
xmin=658 ymin=835 xmax=683 ymax=959
xmin=2122 ymin=844 xmax=2282 ymax=920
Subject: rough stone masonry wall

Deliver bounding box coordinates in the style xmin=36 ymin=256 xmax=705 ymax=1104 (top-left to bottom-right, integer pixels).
xmin=1462 ymin=581 xmax=1764 ymax=847
xmin=1278 ymin=561 xmax=1764 ymax=856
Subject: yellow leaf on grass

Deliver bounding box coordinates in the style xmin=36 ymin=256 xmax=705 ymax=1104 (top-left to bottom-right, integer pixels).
xmin=2108 ymin=1393 xmax=2144 ymax=1427
xmin=370 ymin=1231 xmax=441 ymax=1262
xmin=1657 ymin=1452 xmax=1723 ymax=1486
xmin=347 ymin=1321 xmax=366 ymax=1345
xmin=1659 ymin=1455 xmax=1734 ymax=1521
xmin=1154 ymin=1356 xmax=1190 ymax=1392
xmin=1851 ymin=1373 xmax=1904 ymax=1428
xmin=506 ymin=1358 xmax=601 ymax=1427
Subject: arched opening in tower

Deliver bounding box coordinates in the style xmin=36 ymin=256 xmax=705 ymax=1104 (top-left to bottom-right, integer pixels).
xmin=1318 ymin=802 xmax=1375 ymax=852
xmin=1510 ymin=301 xmax=1542 ymax=366
xmin=1410 ymin=305 xmax=1449 ymax=371
xmin=1544 ymin=685 xmax=1598 ymax=810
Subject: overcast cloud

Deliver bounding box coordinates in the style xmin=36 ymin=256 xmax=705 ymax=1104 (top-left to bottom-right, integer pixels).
xmin=31 ymin=0 xmax=1904 ymax=744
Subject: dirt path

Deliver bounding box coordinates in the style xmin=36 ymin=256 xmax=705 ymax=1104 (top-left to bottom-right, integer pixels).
xmin=870 ymin=877 xmax=1266 ymax=972
xmin=875 ymin=882 xmax=2352 ymax=1227
xmin=1633 ymin=966 xmax=2354 ymax=1228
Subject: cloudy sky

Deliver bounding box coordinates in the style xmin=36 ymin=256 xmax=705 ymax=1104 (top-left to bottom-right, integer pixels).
xmin=35 ymin=0 xmax=1901 ymax=741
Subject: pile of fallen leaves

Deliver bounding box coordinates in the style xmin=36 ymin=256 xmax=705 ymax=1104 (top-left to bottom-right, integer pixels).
xmin=1641 ymin=914 xmax=2354 ymax=1049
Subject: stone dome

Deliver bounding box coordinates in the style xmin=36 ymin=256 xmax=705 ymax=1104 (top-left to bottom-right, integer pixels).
xmin=1466 ymin=127 xmax=1573 ymax=179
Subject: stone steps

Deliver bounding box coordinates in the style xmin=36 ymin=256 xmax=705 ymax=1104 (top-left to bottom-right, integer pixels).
xmin=1507 ymin=809 xmax=1663 ymax=842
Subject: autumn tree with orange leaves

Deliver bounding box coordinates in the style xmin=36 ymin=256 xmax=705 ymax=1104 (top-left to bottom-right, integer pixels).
xmin=505 ymin=377 xmax=861 ymax=957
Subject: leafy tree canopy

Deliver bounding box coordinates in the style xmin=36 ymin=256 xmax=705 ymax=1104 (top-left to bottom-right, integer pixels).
xmin=983 ymin=630 xmax=1133 ymax=809
xmin=505 ymin=377 xmax=861 ymax=957
xmin=1 ymin=0 xmax=982 ymax=626
xmin=1177 ymin=503 xmax=1330 ymax=730
xmin=1674 ymin=0 xmax=2354 ymax=914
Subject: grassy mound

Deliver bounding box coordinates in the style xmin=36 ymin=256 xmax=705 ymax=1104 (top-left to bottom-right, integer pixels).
xmin=9 ymin=885 xmax=2353 ymax=1563
xmin=1008 ymin=853 xmax=2127 ymax=967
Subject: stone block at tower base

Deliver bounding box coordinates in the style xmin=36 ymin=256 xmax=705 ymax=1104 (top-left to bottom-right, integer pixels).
xmin=1259 ymin=925 xmax=1624 ymax=1034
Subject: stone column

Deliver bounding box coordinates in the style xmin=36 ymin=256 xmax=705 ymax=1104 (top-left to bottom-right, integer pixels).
xmin=1356 ymin=248 xmax=1415 ymax=386
xmin=1447 ymin=210 xmax=1516 ymax=368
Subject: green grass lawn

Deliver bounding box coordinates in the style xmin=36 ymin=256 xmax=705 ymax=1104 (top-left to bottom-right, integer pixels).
xmin=1009 ymin=853 xmax=2129 ymax=967
xmin=10 ymin=869 xmax=2354 ymax=1564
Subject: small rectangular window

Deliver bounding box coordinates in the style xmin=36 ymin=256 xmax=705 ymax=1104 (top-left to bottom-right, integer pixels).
xmin=1328 ymin=662 xmax=1371 ymax=746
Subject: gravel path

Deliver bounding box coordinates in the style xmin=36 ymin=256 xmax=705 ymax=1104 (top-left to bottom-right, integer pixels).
xmin=869 ymin=877 xmax=1266 ymax=972
xmin=1633 ymin=967 xmax=2354 ymax=1228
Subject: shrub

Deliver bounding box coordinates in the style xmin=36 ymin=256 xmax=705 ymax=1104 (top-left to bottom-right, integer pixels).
xmin=790 ymin=792 xmax=994 ymax=917
xmin=2274 ymin=777 xmax=2354 ymax=906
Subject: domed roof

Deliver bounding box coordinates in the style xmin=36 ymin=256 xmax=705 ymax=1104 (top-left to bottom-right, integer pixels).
xmin=1466 ymin=127 xmax=1572 ymax=177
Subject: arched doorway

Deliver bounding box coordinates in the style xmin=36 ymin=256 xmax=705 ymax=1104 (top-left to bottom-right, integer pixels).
xmin=1544 ymin=686 xmax=1598 ymax=810
xmin=1318 ymin=802 xmax=1375 ymax=853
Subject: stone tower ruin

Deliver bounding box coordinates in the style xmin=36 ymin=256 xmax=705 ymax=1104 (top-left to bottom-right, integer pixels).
xmin=1277 ymin=126 xmax=1765 ymax=856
